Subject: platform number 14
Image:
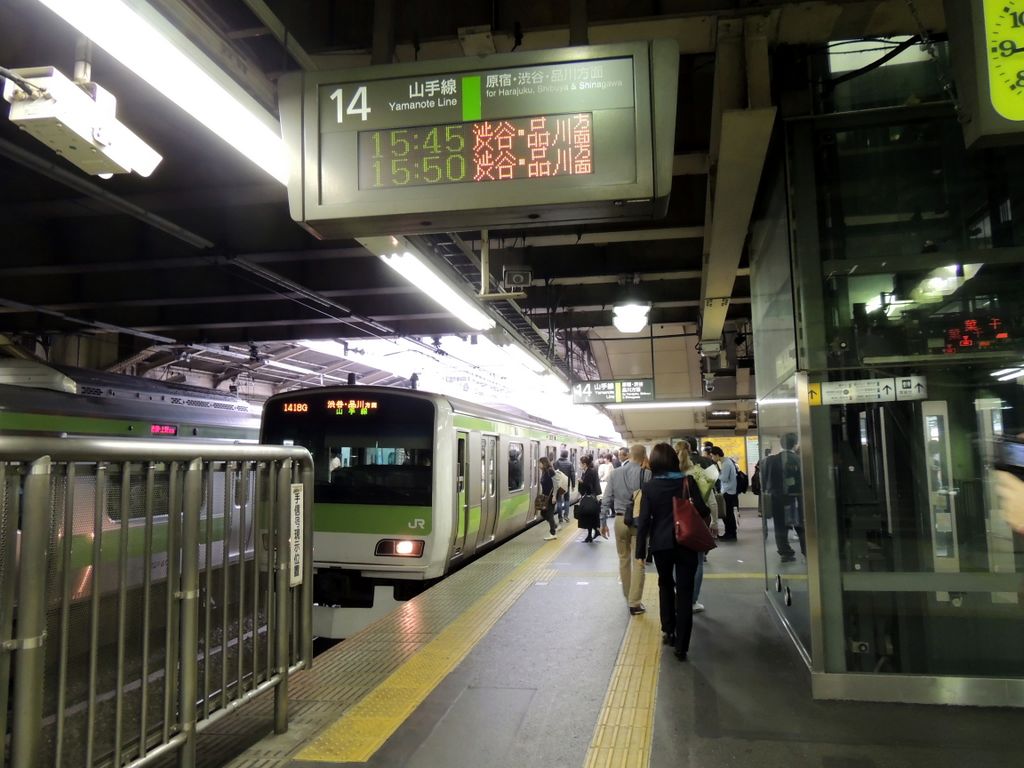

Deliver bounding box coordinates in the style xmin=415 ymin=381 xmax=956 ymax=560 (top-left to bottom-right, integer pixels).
xmin=329 ymin=86 xmax=371 ymax=123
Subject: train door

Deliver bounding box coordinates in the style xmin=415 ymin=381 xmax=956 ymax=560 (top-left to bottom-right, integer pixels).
xmin=476 ymin=434 xmax=499 ymax=548
xmin=452 ymin=431 xmax=470 ymax=556
xmin=530 ymin=440 xmax=540 ymax=517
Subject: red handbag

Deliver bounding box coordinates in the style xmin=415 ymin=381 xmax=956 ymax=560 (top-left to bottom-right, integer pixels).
xmin=673 ymin=476 xmax=717 ymax=553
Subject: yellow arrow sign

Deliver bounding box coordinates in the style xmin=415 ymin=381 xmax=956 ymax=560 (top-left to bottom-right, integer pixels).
xmin=808 ymin=383 xmax=822 ymax=406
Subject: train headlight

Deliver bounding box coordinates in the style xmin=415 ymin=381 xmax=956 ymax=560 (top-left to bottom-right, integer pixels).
xmin=375 ymin=539 xmax=424 ymax=557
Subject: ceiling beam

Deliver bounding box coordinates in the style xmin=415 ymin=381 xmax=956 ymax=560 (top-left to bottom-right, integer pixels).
xmin=534 ymin=298 xmax=751 ymax=314
xmin=0 ymin=247 xmax=367 ymax=278
xmin=307 ymin=2 xmax=946 ymax=68
xmin=489 ymin=226 xmax=704 ymax=250
xmin=149 ymin=0 xmax=278 ymax=109
xmin=0 ymin=183 xmax=287 ymax=219
xmin=0 ymin=138 xmax=215 ymax=251
xmin=533 ymin=268 xmax=749 ymax=287
xmin=0 ymin=286 xmax=420 ymax=315
xmin=700 ymin=109 xmax=775 ymax=349
xmin=700 ymin=13 xmax=777 ymax=350
xmin=240 ymin=0 xmax=319 ymax=70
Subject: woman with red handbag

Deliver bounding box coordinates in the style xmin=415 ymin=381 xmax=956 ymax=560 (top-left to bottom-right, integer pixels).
xmin=635 ymin=443 xmax=713 ymax=661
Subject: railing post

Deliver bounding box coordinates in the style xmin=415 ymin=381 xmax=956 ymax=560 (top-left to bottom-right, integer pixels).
xmin=10 ymin=456 xmax=52 ymax=768
xmin=274 ymin=459 xmax=292 ymax=733
xmin=301 ymin=461 xmax=315 ymax=666
xmin=178 ymin=458 xmax=204 ymax=768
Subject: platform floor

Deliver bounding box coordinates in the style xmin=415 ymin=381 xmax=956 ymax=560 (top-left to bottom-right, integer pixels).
xmin=186 ymin=513 xmax=1024 ymax=768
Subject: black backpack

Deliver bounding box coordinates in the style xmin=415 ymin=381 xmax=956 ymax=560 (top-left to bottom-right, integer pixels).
xmin=737 ymin=466 xmax=753 ymax=495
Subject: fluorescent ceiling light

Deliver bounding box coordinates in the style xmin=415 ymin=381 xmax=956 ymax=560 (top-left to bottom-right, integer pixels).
xmin=711 ymin=410 xmax=732 ymax=416
xmin=996 ymin=369 xmax=1024 ymax=382
xmin=606 ymin=400 xmax=712 ymax=410
xmin=757 ymin=397 xmax=798 ymax=405
xmin=380 ymin=251 xmax=495 ymax=331
xmin=991 ymin=367 xmax=1024 ymax=378
xmin=612 ymin=303 xmax=650 ymax=334
xmin=265 ymin=359 xmax=317 ymax=375
xmin=36 ymin=0 xmax=287 ymax=183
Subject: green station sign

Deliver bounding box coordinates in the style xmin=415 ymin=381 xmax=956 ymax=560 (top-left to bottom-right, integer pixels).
xmin=572 ymin=378 xmax=655 ymax=405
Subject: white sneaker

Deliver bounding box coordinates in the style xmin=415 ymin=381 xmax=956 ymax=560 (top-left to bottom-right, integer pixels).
xmin=543 ymin=533 xmax=557 ymax=540
xmin=692 ymin=602 xmax=705 ymax=613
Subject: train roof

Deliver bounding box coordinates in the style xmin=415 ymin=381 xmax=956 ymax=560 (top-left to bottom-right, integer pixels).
xmin=0 ymin=360 xmax=259 ymax=429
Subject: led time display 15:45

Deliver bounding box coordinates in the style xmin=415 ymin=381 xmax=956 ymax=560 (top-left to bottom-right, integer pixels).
xmin=358 ymin=112 xmax=593 ymax=189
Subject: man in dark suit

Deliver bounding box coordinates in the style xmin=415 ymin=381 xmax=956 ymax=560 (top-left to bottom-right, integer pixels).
xmin=762 ymin=432 xmax=805 ymax=562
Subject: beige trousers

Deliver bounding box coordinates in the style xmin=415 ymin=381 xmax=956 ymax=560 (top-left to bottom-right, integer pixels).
xmin=614 ymin=515 xmax=645 ymax=608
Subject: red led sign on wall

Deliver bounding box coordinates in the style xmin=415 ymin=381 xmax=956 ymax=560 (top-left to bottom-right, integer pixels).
xmin=943 ymin=316 xmax=1013 ymax=354
xmin=150 ymin=424 xmax=178 ymax=436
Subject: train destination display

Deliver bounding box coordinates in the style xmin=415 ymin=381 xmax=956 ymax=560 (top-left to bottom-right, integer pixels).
xmin=279 ymin=41 xmax=679 ymax=236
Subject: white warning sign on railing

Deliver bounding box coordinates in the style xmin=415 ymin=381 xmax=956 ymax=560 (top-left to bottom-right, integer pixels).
xmin=290 ymin=483 xmax=304 ymax=586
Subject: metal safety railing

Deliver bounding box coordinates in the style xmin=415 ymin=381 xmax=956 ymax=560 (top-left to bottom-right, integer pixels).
xmin=0 ymin=437 xmax=314 ymax=768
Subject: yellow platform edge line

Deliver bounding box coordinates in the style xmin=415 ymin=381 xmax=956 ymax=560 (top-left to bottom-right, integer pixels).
xmin=295 ymin=527 xmax=580 ymax=763
xmin=583 ymin=576 xmax=661 ymax=768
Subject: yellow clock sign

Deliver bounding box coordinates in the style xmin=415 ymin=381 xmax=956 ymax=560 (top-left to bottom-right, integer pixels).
xmin=985 ymin=0 xmax=1024 ymax=120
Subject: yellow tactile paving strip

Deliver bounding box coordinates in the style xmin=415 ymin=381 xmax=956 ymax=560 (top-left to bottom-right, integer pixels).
xmin=583 ymin=577 xmax=662 ymax=768
xmin=295 ymin=531 xmax=578 ymax=763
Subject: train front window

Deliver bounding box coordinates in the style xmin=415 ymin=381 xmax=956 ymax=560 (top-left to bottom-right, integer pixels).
xmin=322 ymin=443 xmax=432 ymax=505
xmin=261 ymin=392 xmax=435 ymax=506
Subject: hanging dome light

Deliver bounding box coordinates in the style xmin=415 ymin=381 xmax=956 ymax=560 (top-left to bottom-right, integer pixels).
xmin=612 ymin=303 xmax=650 ymax=333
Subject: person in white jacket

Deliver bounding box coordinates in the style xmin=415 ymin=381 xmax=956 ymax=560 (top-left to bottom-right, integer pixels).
xmin=597 ymin=453 xmax=613 ymax=496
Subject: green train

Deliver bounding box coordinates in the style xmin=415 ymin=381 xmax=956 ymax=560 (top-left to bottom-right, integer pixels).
xmin=0 ymin=360 xmax=261 ymax=601
xmin=261 ymin=385 xmax=619 ymax=638
xmin=0 ymin=360 xmax=259 ymax=442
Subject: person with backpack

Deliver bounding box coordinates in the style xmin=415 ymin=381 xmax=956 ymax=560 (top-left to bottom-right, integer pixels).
xmin=712 ymin=447 xmax=739 ymax=541
xmin=536 ymin=456 xmax=559 ymax=540
xmin=553 ymin=449 xmax=576 ymax=523
xmin=635 ymin=443 xmax=711 ymax=661
xmin=600 ymin=444 xmax=651 ymax=615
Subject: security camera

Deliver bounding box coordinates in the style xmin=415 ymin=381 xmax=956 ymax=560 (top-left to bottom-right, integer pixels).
xmin=702 ymin=371 xmax=715 ymax=392
xmin=3 ymin=66 xmax=161 ymax=177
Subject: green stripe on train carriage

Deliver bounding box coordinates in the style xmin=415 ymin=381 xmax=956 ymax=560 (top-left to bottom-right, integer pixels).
xmin=499 ymin=493 xmax=530 ymax=520
xmin=0 ymin=411 xmax=254 ymax=440
xmin=313 ymin=504 xmax=433 ymax=535
xmin=67 ymin=517 xmax=229 ymax=568
xmin=466 ymin=505 xmax=480 ymax=539
xmin=450 ymin=413 xmax=582 ymax=444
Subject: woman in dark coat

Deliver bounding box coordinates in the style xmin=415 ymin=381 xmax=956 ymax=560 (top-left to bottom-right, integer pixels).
xmin=635 ymin=443 xmax=712 ymax=661
xmin=577 ymin=454 xmax=603 ymax=542
xmin=537 ymin=456 xmax=558 ymax=540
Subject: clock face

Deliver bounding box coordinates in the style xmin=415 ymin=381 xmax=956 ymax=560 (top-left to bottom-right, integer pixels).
xmin=985 ymin=0 xmax=1024 ymax=120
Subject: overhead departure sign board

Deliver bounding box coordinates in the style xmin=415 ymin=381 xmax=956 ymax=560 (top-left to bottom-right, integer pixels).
xmin=279 ymin=41 xmax=679 ymax=237
xmin=572 ymin=378 xmax=655 ymax=405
